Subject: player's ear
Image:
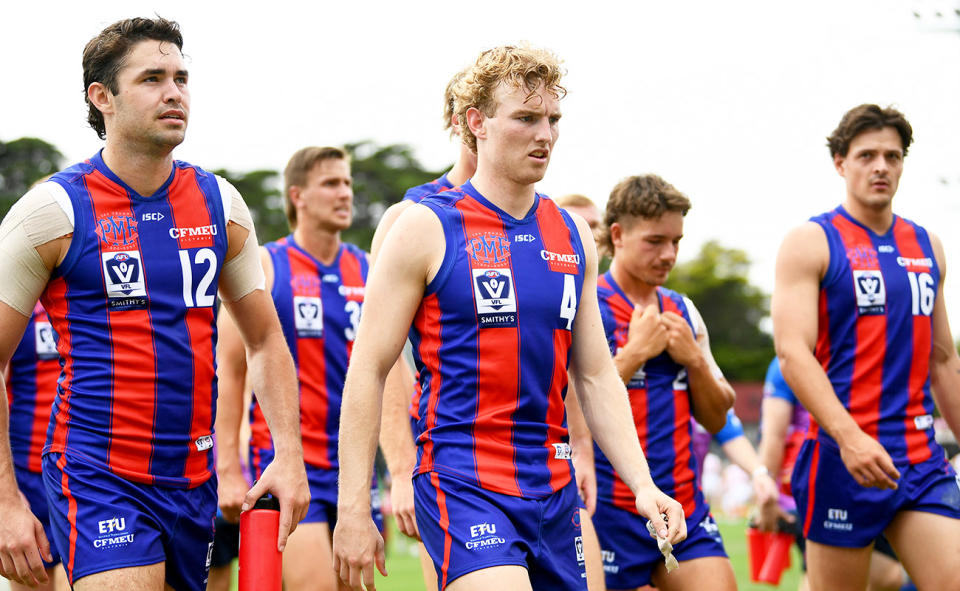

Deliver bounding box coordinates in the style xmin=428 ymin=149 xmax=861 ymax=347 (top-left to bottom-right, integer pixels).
xmin=288 ymin=185 xmax=302 ymax=208
xmin=87 ymin=82 xmax=114 ymax=117
xmin=466 ymin=107 xmax=486 ymax=141
xmin=609 ymin=222 xmax=624 ymax=251
xmin=833 ymin=153 xmax=846 ymax=177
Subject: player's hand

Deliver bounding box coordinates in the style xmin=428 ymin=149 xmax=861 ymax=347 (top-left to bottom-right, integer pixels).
xmin=837 ymin=429 xmax=900 ymax=490
xmin=243 ymin=454 xmax=310 ymax=551
xmin=626 ymin=304 xmax=668 ymax=362
xmin=661 ymin=312 xmax=701 ymax=367
xmin=389 ymin=473 xmax=420 ymax=540
xmin=751 ymin=472 xmax=789 ymax=533
xmin=633 ymin=484 xmax=686 ymax=546
xmin=0 ymin=495 xmax=52 ymax=587
xmin=217 ymin=463 xmax=249 ymax=524
xmin=332 ymin=510 xmax=387 ymax=591
xmin=571 ymin=438 xmax=597 ymax=516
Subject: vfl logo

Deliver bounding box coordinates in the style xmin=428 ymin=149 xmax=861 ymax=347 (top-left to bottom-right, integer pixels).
xmin=473 ymin=269 xmax=517 ymax=328
xmin=96 ymin=214 xmax=139 ymax=247
xmin=853 ymin=270 xmax=886 ymax=315
xmin=293 ymin=296 xmax=323 ymax=337
xmin=466 ymin=232 xmax=511 ymax=265
xmin=102 ymin=251 xmax=147 ymax=306
xmin=575 ymin=536 xmax=585 ymax=562
xmin=34 ymin=321 xmax=58 ymax=360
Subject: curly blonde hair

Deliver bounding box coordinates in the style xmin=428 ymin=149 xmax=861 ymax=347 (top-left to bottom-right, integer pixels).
xmin=454 ymin=44 xmax=566 ymax=152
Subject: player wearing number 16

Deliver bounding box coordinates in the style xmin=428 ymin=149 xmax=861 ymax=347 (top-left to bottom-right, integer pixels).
xmin=772 ymin=104 xmax=960 ymax=591
xmin=333 ymin=45 xmax=685 ymax=591
xmin=0 ymin=17 xmax=308 ymax=590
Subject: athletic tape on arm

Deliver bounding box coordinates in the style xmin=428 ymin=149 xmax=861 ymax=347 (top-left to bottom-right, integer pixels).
xmin=0 ymin=184 xmax=73 ymax=316
xmin=217 ymin=178 xmax=265 ymax=302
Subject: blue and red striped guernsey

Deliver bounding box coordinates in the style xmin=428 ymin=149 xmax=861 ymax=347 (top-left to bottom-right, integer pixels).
xmin=7 ymin=303 xmax=60 ymax=473
xmin=249 ymin=237 xmax=367 ymax=472
xmin=410 ymin=182 xmax=585 ymax=499
xmin=594 ymin=273 xmax=702 ymax=518
xmin=403 ymin=173 xmax=454 ymax=204
xmin=811 ymin=206 xmax=940 ymax=465
xmin=39 ymin=151 xmax=228 ymax=488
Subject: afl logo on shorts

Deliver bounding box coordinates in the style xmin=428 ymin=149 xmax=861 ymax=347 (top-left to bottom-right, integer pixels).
xmin=853 ymin=270 xmax=886 ymax=315
xmin=473 ymin=268 xmax=517 ymax=328
xmin=102 ymin=251 xmax=148 ymax=310
xmin=293 ymin=296 xmax=324 ymax=337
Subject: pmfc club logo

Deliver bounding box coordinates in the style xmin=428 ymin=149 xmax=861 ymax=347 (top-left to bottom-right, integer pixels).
xmin=96 ymin=214 xmax=139 ymax=247
xmin=466 ymin=232 xmax=511 ymax=266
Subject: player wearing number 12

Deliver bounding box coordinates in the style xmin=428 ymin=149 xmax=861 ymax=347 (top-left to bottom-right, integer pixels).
xmin=773 ymin=104 xmax=960 ymax=591
xmin=0 ymin=17 xmax=308 ymax=590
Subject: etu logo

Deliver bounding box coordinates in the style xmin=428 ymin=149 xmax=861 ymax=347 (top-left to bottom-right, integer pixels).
xmin=470 ymin=523 xmax=496 ymax=538
xmin=98 ymin=517 xmax=127 ymax=534
xmin=827 ymin=508 xmax=847 ymax=521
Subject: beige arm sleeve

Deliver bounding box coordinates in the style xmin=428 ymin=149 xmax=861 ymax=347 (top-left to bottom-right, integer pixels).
xmin=217 ymin=177 xmax=266 ymax=303
xmin=0 ymin=183 xmax=73 ymax=316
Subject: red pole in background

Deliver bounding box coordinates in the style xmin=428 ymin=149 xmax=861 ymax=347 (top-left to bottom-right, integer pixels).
xmin=238 ymin=494 xmax=282 ymax=591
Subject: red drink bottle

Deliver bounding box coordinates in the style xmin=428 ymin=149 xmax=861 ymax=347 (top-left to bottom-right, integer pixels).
xmin=238 ymin=494 xmax=282 ymax=591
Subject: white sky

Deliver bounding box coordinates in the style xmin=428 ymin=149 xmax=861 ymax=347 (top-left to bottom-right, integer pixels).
xmin=3 ymin=0 xmax=960 ymax=333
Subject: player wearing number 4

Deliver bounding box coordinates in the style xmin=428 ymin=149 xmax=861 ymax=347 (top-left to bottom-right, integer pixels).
xmin=333 ymin=45 xmax=685 ymax=591
xmin=773 ymin=104 xmax=960 ymax=591
xmin=0 ymin=17 xmax=309 ymax=590
xmin=217 ymin=146 xmax=380 ymax=591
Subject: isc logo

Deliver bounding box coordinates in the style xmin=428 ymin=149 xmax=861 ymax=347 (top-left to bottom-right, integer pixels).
xmin=470 ymin=523 xmax=497 ymax=538
xmin=827 ymin=508 xmax=847 ymax=521
xmin=98 ymin=517 xmax=126 ymax=534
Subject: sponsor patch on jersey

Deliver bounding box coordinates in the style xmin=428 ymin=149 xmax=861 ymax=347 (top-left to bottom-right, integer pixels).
xmin=195 ymin=435 xmax=214 ymax=451
xmin=540 ymin=249 xmax=580 ymax=274
xmin=853 ymin=270 xmax=886 ymax=315
xmin=102 ymin=251 xmax=147 ymax=311
xmin=96 ymin=213 xmax=139 ymax=248
xmin=466 ymin=232 xmax=511 ymax=266
xmin=553 ymin=442 xmax=572 ymax=460
xmin=294 ymin=296 xmax=324 ymax=337
xmin=915 ymin=414 xmax=934 ymax=430
xmin=34 ymin=321 xmax=58 ymax=360
xmin=473 ymin=268 xmax=517 ymax=328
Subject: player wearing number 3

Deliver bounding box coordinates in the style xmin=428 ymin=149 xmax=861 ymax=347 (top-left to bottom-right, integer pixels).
xmin=216 ymin=146 xmax=382 ymax=591
xmin=0 ymin=17 xmax=309 ymax=590
xmin=773 ymin=104 xmax=960 ymax=591
xmin=333 ymin=45 xmax=684 ymax=591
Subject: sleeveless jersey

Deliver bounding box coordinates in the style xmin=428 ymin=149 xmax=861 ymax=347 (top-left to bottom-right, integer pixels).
xmin=39 ymin=151 xmax=229 ymax=488
xmin=594 ymin=273 xmax=702 ymax=517
xmin=248 ymin=238 xmax=367 ymax=471
xmin=403 ymin=173 xmax=453 ymax=204
xmin=811 ymin=206 xmax=940 ymax=465
xmin=7 ymin=303 xmax=60 ymax=473
xmin=411 ymin=182 xmax=586 ymax=499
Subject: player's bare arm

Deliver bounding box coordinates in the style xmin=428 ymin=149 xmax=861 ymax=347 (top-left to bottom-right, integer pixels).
xmin=368 ymin=198 xmax=423 ymax=540
xmin=567 ymin=214 xmax=686 ymax=545
xmin=756 ymin=396 xmax=794 ymax=531
xmin=927 ymin=233 xmax=960 ymax=435
xmin=214 ymin=247 xmax=275 ymax=524
xmin=564 ymin=383 xmax=597 ymax=515
xmin=773 ymin=222 xmax=899 ymax=489
xmin=220 ymin=222 xmax=309 ymax=552
xmin=664 ymin=303 xmax=735 ymax=433
xmin=334 ymin=203 xmax=443 ymax=590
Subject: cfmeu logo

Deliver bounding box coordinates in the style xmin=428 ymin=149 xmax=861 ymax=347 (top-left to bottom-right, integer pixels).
xmin=465 ymin=522 xmax=505 ymax=550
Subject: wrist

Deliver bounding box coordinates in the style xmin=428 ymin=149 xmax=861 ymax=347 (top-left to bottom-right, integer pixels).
xmin=751 ymin=465 xmax=770 ymax=480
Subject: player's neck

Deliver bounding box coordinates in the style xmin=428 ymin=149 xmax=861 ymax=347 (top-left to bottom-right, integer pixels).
xmin=470 ymin=167 xmax=536 ymax=219
xmin=843 ymin=195 xmax=894 ymax=234
xmin=293 ymin=225 xmax=341 ymax=266
xmin=101 ymin=141 xmax=174 ymax=197
xmin=609 ymin=258 xmax=659 ymax=308
xmin=446 ymin=144 xmax=478 ymax=187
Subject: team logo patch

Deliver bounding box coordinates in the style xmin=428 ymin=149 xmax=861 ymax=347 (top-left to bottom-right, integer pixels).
xmin=96 ymin=214 xmax=139 ymax=248
xmin=34 ymin=321 xmax=58 ymax=360
xmin=473 ymin=268 xmax=517 ymax=328
xmin=853 ymin=270 xmax=886 ymax=315
xmin=466 ymin=232 xmax=511 ymax=266
xmin=102 ymin=251 xmax=147 ymax=311
xmin=294 ymin=296 xmax=323 ymax=337
xmin=846 ymin=246 xmax=878 ymax=269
